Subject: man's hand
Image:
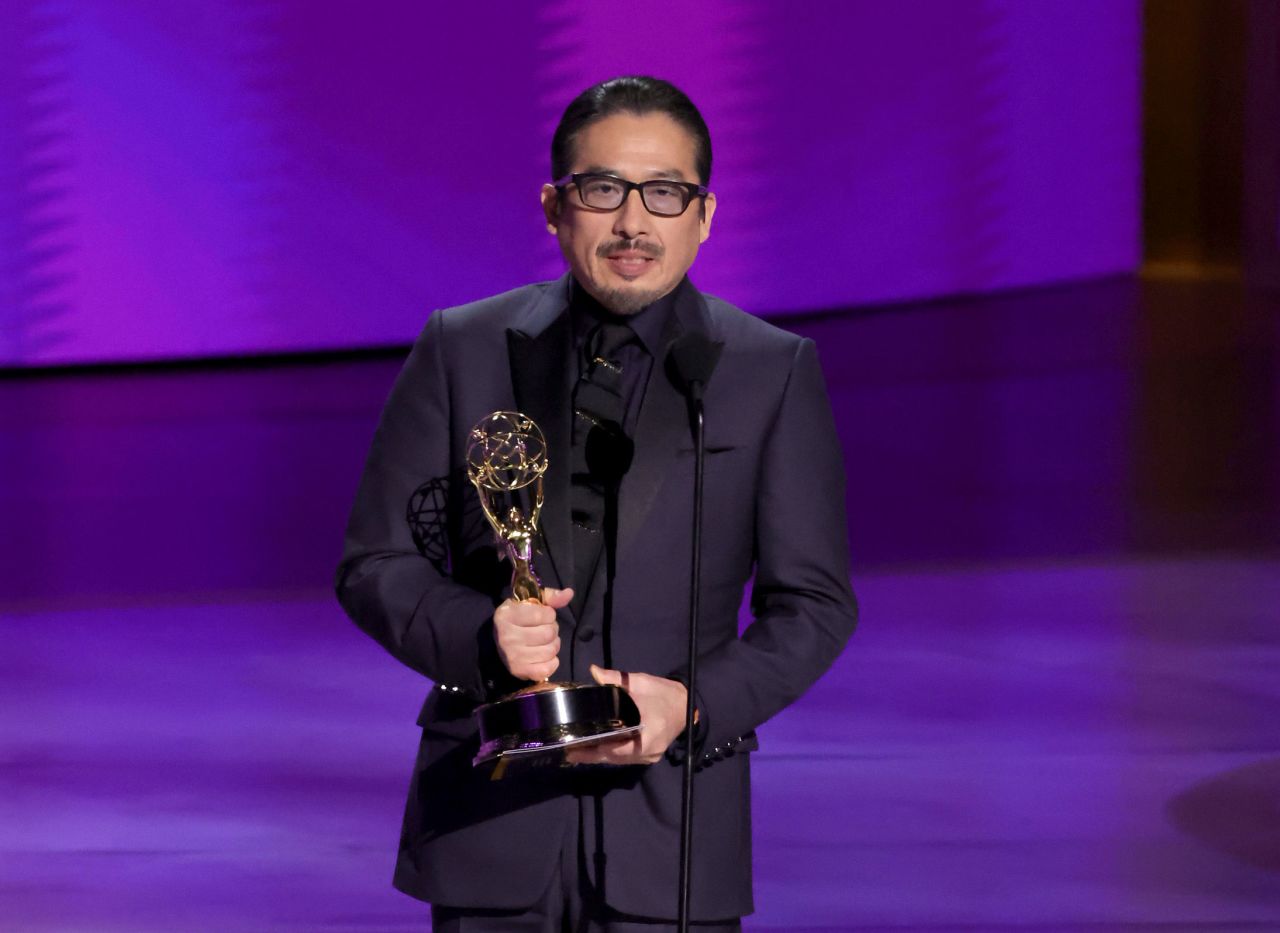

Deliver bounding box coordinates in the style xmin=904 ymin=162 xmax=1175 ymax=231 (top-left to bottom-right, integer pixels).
xmin=492 ymin=587 xmax=572 ymax=682
xmin=565 ymin=664 xmax=688 ymax=766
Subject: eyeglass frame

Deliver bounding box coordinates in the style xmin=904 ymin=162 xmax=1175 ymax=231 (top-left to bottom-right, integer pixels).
xmin=552 ymin=172 xmax=710 ymax=217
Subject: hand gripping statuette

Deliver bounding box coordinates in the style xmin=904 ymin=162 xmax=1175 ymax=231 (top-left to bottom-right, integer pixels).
xmin=465 ymin=411 xmax=640 ymax=769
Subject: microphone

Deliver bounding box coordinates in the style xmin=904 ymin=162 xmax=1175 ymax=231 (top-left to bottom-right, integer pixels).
xmin=666 ymin=331 xmax=721 ymax=933
xmin=667 ymin=332 xmax=722 ymax=405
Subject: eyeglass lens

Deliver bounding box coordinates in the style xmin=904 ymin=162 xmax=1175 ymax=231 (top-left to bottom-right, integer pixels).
xmin=577 ymin=176 xmax=691 ymax=216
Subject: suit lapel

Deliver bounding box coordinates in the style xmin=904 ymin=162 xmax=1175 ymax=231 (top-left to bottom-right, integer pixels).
xmin=615 ymin=281 xmax=723 ymax=559
xmin=507 ymin=277 xmax=574 ymax=601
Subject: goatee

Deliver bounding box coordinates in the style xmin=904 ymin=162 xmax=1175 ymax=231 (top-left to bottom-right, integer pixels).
xmin=596 ymin=285 xmax=667 ymax=316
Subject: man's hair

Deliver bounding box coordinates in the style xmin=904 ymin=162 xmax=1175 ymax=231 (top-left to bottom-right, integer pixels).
xmin=551 ymin=76 xmax=712 ymax=186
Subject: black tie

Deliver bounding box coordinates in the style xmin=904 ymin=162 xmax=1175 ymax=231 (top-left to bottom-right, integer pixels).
xmin=570 ymin=322 xmax=635 ymax=601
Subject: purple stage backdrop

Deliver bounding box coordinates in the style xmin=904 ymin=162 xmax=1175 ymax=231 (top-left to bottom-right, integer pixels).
xmin=0 ymin=0 xmax=1140 ymax=366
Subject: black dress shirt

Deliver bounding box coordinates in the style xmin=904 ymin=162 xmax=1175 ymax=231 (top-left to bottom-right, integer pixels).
xmin=569 ymin=277 xmax=684 ymax=437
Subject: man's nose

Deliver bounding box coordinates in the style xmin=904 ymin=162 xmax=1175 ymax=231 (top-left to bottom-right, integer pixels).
xmin=611 ymin=187 xmax=651 ymax=238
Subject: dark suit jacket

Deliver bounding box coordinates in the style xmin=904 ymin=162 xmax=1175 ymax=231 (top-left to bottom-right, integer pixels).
xmin=335 ymin=275 xmax=857 ymax=920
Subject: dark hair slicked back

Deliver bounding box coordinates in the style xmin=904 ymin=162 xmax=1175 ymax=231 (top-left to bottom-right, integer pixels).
xmin=551 ymin=76 xmax=712 ymax=186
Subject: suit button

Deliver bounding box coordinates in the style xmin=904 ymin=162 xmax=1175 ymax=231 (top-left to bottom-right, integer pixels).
xmin=577 ymin=626 xmax=596 ymax=642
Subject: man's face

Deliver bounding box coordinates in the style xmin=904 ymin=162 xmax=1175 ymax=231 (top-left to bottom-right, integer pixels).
xmin=541 ymin=111 xmax=716 ymax=315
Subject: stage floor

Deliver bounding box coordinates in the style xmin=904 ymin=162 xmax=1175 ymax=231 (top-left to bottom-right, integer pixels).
xmin=2 ymin=275 xmax=1279 ymax=930
xmin=4 ymin=558 xmax=1280 ymax=932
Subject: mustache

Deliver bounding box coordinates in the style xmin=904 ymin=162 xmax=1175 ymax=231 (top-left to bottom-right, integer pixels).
xmin=597 ymin=239 xmax=663 ymax=259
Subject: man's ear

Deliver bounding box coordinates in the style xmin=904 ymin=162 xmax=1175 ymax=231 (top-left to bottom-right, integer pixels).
xmin=540 ymin=184 xmax=561 ymax=234
xmin=698 ymin=192 xmax=717 ymax=244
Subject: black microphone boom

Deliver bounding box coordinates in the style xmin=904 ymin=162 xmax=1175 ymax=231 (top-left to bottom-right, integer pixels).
xmin=666 ymin=331 xmax=721 ymax=933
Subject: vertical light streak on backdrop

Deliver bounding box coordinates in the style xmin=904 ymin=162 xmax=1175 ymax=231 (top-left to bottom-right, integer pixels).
xmin=228 ymin=0 xmax=289 ymax=350
xmin=0 ymin=3 xmax=77 ymax=361
xmin=940 ymin=0 xmax=1018 ymax=291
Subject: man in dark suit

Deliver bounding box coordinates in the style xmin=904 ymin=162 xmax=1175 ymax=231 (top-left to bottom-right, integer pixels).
xmin=336 ymin=76 xmax=857 ymax=930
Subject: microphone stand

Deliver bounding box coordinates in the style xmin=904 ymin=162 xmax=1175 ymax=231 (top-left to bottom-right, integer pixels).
xmin=667 ymin=330 xmax=720 ymax=931
xmin=677 ymin=383 xmax=705 ymax=933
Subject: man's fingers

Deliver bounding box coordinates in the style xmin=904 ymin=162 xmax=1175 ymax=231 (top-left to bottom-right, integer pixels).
xmin=540 ymin=587 xmax=574 ymax=609
xmin=506 ymin=606 xmax=558 ymax=628
xmin=513 ymin=637 xmax=559 ymax=660
xmin=564 ymin=733 xmax=640 ymax=765
xmin=513 ymin=663 xmax=558 ymax=683
xmin=500 ymin=632 xmax=560 ymax=669
xmin=528 ymin=659 xmax=559 ymax=681
xmin=496 ymin=601 xmax=560 ymax=645
xmin=589 ymin=664 xmax=623 ymax=687
xmin=512 ymin=624 xmax=558 ymax=647
xmin=509 ymin=647 xmax=559 ymax=678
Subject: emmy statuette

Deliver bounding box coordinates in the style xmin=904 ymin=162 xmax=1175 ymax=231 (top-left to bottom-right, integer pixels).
xmin=465 ymin=411 xmax=641 ymax=769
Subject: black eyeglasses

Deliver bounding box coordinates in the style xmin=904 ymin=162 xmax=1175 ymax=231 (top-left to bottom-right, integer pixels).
xmin=553 ymin=173 xmax=709 ymax=217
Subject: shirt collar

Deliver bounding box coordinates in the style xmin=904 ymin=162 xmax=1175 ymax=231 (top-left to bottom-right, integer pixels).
xmin=569 ymin=276 xmax=689 ymax=357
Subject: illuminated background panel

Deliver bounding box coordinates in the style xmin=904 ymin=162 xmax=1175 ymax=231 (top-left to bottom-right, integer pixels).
xmin=0 ymin=0 xmax=1139 ymax=365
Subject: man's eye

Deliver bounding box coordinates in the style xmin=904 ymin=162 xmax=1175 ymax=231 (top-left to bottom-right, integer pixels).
xmin=648 ymin=185 xmax=679 ymax=198
xmin=584 ymin=180 xmax=619 ymax=196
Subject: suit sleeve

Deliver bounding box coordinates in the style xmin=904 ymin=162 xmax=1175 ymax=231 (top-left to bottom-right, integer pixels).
xmin=334 ymin=310 xmax=504 ymax=697
xmin=687 ymin=336 xmax=858 ymax=760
